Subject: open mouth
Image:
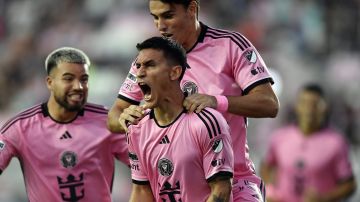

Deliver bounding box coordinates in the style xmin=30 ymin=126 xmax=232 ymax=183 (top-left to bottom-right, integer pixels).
xmin=162 ymin=33 xmax=173 ymax=38
xmin=138 ymin=82 xmax=152 ymax=101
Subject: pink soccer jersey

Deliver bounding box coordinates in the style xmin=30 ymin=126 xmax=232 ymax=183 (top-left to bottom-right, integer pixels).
xmin=264 ymin=125 xmax=354 ymax=202
xmin=0 ymin=103 xmax=129 ymax=202
xmin=127 ymin=108 xmax=234 ymax=201
xmin=119 ymin=22 xmax=273 ymax=182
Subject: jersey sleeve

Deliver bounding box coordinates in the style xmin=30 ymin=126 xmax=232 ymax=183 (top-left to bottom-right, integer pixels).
xmin=333 ymin=136 xmax=354 ymax=182
xmin=111 ymin=133 xmax=130 ymax=166
xmin=231 ymin=37 xmax=274 ymax=95
xmin=118 ymin=60 xmax=143 ymax=104
xmin=127 ymin=127 xmax=149 ymax=184
xmin=0 ymin=123 xmax=20 ymax=172
xmin=195 ymin=109 xmax=234 ymax=182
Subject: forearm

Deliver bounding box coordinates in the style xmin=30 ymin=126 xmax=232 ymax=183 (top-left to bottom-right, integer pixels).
xmin=129 ymin=184 xmax=154 ymax=202
xmin=107 ymin=107 xmax=125 ymax=133
xmin=206 ymin=178 xmax=232 ymax=202
xmin=227 ymin=84 xmax=279 ymax=118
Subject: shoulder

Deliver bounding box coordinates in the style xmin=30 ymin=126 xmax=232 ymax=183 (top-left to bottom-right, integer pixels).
xmin=83 ymin=103 xmax=108 ymax=113
xmin=82 ymin=103 xmax=109 ymax=119
xmin=190 ymin=108 xmax=228 ymax=136
xmin=1 ymin=104 xmax=43 ymax=134
xmin=204 ymin=24 xmax=253 ymax=51
xmin=320 ymin=128 xmax=349 ymax=148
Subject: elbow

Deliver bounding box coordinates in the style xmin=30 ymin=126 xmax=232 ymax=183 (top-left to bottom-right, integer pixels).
xmin=268 ymin=98 xmax=279 ymax=118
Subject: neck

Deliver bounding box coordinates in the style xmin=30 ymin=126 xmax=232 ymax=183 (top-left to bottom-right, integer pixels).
xmin=298 ymin=122 xmax=321 ymax=137
xmin=47 ymin=97 xmax=78 ymax=122
xmin=183 ymin=21 xmax=202 ymax=51
xmin=154 ymin=90 xmax=185 ymax=126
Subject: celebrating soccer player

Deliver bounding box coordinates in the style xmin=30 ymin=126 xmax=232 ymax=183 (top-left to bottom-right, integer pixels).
xmin=0 ymin=47 xmax=129 ymax=201
xmin=108 ymin=0 xmax=279 ymax=201
xmin=126 ymin=37 xmax=234 ymax=202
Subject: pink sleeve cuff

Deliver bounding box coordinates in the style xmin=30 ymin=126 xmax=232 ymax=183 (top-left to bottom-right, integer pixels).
xmin=215 ymin=95 xmax=228 ymax=112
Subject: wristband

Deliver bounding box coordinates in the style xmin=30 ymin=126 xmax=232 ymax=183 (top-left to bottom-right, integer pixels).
xmin=215 ymin=95 xmax=228 ymax=112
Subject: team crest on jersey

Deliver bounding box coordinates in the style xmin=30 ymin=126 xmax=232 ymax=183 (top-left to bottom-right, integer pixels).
xmin=212 ymin=139 xmax=224 ymax=153
xmin=60 ymin=151 xmax=78 ymax=168
xmin=182 ymin=81 xmax=198 ymax=96
xmin=244 ymin=50 xmax=257 ymax=63
xmin=0 ymin=140 xmax=5 ymax=150
xmin=158 ymin=158 xmax=174 ymax=176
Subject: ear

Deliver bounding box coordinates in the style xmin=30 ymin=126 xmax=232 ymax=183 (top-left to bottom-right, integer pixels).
xmin=169 ymin=65 xmax=183 ymax=81
xmin=187 ymin=1 xmax=198 ymax=18
xmin=46 ymin=76 xmax=53 ymax=90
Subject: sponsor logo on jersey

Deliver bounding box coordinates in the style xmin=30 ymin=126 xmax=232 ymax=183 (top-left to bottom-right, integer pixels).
xmin=128 ymin=152 xmax=139 ymax=162
xmin=245 ymin=50 xmax=257 ymax=63
xmin=0 ymin=140 xmax=5 ymax=150
xmin=182 ymin=81 xmax=198 ymax=96
xmin=126 ymin=72 xmax=137 ymax=83
xmin=159 ymin=135 xmax=170 ymax=144
xmin=60 ymin=151 xmax=78 ymax=168
xmin=211 ymin=158 xmax=226 ymax=167
xmin=212 ymin=139 xmax=223 ymax=153
xmin=57 ymin=173 xmax=85 ymax=201
xmin=250 ymin=66 xmax=265 ymax=76
xmin=158 ymin=158 xmax=174 ymax=176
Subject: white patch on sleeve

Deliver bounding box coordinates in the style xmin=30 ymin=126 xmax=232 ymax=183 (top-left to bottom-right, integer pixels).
xmin=0 ymin=140 xmax=6 ymax=150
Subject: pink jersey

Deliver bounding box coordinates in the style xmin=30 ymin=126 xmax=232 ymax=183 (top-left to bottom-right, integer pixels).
xmin=264 ymin=125 xmax=354 ymax=202
xmin=119 ymin=23 xmax=273 ymax=182
xmin=0 ymin=103 xmax=129 ymax=202
xmin=127 ymin=108 xmax=234 ymax=201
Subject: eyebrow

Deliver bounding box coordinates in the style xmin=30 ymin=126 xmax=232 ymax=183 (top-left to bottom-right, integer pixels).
xmin=136 ymin=59 xmax=156 ymax=68
xmin=150 ymin=10 xmax=174 ymax=18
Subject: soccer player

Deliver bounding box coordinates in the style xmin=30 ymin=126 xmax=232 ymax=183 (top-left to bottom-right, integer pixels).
xmin=260 ymin=84 xmax=357 ymax=202
xmin=0 ymin=47 xmax=129 ymax=202
xmin=127 ymin=37 xmax=234 ymax=202
xmin=108 ymin=0 xmax=279 ymax=201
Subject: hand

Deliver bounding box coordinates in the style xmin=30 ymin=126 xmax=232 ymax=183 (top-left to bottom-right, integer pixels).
xmin=183 ymin=93 xmax=217 ymax=113
xmin=118 ymin=105 xmax=147 ymax=132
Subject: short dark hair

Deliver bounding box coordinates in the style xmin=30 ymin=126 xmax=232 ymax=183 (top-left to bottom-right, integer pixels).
xmin=136 ymin=36 xmax=187 ymax=80
xmin=45 ymin=47 xmax=90 ymax=75
xmin=153 ymin=0 xmax=199 ymax=18
xmin=301 ymin=83 xmax=325 ymax=98
xmin=156 ymin=0 xmax=199 ymax=7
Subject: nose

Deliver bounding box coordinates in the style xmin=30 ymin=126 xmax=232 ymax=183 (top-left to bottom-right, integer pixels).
xmin=73 ymin=80 xmax=84 ymax=90
xmin=157 ymin=18 xmax=167 ymax=32
xmin=136 ymin=66 xmax=146 ymax=79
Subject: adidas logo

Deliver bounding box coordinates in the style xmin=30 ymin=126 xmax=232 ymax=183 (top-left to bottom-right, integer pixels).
xmin=159 ymin=135 xmax=170 ymax=144
xmin=60 ymin=131 xmax=72 ymax=140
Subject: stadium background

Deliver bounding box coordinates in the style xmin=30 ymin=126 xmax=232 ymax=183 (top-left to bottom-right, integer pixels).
xmin=0 ymin=0 xmax=359 ymax=201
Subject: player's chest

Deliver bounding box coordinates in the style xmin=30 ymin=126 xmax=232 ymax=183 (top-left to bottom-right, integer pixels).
xmin=181 ymin=52 xmax=236 ymax=95
xmin=278 ymin=138 xmax=336 ymax=172
xmin=143 ymin=131 xmax=201 ymax=171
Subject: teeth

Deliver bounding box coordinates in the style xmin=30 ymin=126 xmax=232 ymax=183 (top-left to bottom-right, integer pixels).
xmin=69 ymin=94 xmax=82 ymax=101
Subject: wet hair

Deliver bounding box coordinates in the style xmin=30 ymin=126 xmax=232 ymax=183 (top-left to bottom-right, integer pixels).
xmin=136 ymin=36 xmax=187 ymax=81
xmin=45 ymin=47 xmax=90 ymax=75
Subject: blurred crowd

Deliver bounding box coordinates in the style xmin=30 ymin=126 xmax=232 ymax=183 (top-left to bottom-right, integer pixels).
xmin=0 ymin=0 xmax=359 ymax=201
